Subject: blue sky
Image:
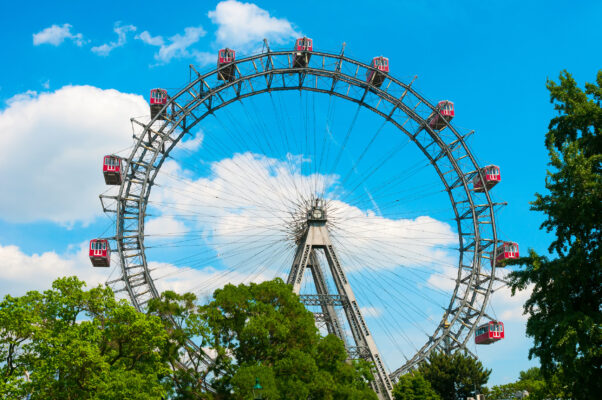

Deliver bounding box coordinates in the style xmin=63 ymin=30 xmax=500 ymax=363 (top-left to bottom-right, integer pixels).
xmin=1 ymin=0 xmax=601 ymax=387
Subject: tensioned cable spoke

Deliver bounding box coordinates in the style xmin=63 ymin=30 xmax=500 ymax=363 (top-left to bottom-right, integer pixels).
xmin=107 ymin=55 xmax=502 ymax=379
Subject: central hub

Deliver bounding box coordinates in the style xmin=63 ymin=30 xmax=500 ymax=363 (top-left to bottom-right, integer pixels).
xmin=289 ymin=198 xmax=328 ymax=244
xmin=307 ymin=199 xmax=327 ymax=222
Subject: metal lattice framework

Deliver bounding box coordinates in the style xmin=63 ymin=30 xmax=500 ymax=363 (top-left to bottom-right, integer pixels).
xmin=99 ymin=41 xmax=506 ymax=382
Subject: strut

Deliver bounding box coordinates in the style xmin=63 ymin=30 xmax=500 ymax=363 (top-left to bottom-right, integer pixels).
xmin=286 ymin=199 xmax=394 ymax=400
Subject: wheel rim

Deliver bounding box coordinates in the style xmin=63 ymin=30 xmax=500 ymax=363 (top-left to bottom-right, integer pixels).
xmin=99 ymin=47 xmax=504 ymax=379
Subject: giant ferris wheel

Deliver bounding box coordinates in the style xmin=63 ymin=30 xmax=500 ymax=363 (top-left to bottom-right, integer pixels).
xmin=90 ymin=37 xmax=519 ymax=400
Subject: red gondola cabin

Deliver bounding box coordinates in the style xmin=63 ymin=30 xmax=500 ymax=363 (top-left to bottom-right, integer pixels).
xmin=366 ymin=56 xmax=389 ymax=88
xmin=150 ymin=89 xmax=168 ymax=120
xmin=427 ymin=100 xmax=455 ymax=130
xmin=473 ymin=165 xmax=501 ymax=192
xmin=293 ymin=37 xmax=313 ymax=68
xmin=217 ymin=48 xmax=236 ymax=82
xmin=89 ymin=239 xmax=110 ymax=267
xmin=103 ymin=155 xmax=122 ymax=185
xmin=495 ymin=241 xmax=519 ymax=266
xmin=475 ymin=321 xmax=504 ymax=344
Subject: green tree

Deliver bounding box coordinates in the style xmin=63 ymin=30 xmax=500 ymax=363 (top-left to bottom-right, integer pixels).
xmin=0 ymin=276 xmax=171 ymax=399
xmin=146 ymin=290 xmax=213 ymax=399
xmin=1 ymin=277 xmax=380 ymax=399
xmin=197 ymin=278 xmax=378 ymax=399
xmin=487 ymin=367 xmax=567 ymax=400
xmin=417 ymin=352 xmax=490 ymax=400
xmin=393 ymin=371 xmax=440 ymax=400
xmin=509 ymin=70 xmax=602 ymax=400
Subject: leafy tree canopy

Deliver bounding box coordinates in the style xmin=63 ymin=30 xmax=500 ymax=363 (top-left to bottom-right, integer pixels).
xmin=487 ymin=367 xmax=567 ymax=400
xmin=191 ymin=278 xmax=378 ymax=399
xmin=393 ymin=370 xmax=440 ymax=400
xmin=0 ymin=276 xmax=171 ymax=399
xmin=509 ymin=70 xmax=602 ymax=400
xmin=1 ymin=277 xmax=378 ymax=399
xmin=417 ymin=352 xmax=490 ymax=400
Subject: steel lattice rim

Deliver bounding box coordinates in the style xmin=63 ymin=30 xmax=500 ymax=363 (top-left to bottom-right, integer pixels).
xmin=99 ymin=46 xmax=504 ymax=380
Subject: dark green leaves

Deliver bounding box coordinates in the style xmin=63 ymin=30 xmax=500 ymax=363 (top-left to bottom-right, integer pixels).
xmin=509 ymin=70 xmax=602 ymax=400
xmin=0 ymin=276 xmax=171 ymax=399
xmin=392 ymin=371 xmax=440 ymax=400
xmin=416 ymin=352 xmax=490 ymax=400
xmin=199 ymin=278 xmax=378 ymax=399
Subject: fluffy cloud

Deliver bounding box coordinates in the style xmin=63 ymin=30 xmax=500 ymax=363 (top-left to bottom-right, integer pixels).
xmin=136 ymin=26 xmax=208 ymax=64
xmin=149 ymin=153 xmax=456 ymax=276
xmin=33 ymin=24 xmax=85 ymax=46
xmin=149 ymin=261 xmax=272 ymax=301
xmin=0 ymin=242 xmax=106 ymax=297
xmin=92 ymin=23 xmax=137 ymax=56
xmin=361 ymin=306 xmax=383 ymax=318
xmin=0 ymin=240 xmax=258 ymax=303
xmin=490 ymin=272 xmax=532 ymax=322
xmin=146 ymin=216 xmax=189 ymax=237
xmin=0 ymin=85 xmax=147 ymax=225
xmin=427 ymin=265 xmax=458 ymax=291
xmin=208 ymin=0 xmax=299 ymax=50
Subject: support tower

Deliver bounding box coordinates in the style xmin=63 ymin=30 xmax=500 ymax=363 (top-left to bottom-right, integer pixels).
xmin=287 ymin=199 xmax=394 ymax=400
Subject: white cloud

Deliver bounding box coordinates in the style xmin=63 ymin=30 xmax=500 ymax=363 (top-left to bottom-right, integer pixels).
xmin=191 ymin=51 xmax=215 ymax=67
xmin=137 ymin=31 xmax=164 ymax=46
xmin=0 ymin=242 xmax=107 ymax=298
xmin=91 ymin=23 xmax=137 ymax=56
xmin=33 ymin=24 xmax=85 ymax=46
xmin=208 ymin=0 xmax=299 ymax=50
xmin=6 ymin=90 xmax=38 ymax=104
xmin=146 ymin=216 xmax=189 ymax=237
xmin=136 ymin=26 xmax=207 ymax=64
xmin=178 ymin=130 xmax=204 ymax=151
xmin=427 ymin=265 xmax=458 ymax=292
xmin=0 ymin=85 xmax=148 ymax=225
xmin=149 ymin=153 xmax=456 ymax=276
xmin=490 ymin=272 xmax=533 ymax=322
xmin=361 ymin=306 xmax=383 ymax=318
xmin=426 ymin=264 xmax=532 ymax=323
xmin=149 ymin=261 xmax=272 ymax=300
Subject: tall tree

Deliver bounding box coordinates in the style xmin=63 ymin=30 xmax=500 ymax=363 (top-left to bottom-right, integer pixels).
xmin=509 ymin=70 xmax=602 ymax=400
xmin=393 ymin=371 xmax=440 ymax=400
xmin=487 ymin=367 xmax=567 ymax=400
xmin=417 ymin=352 xmax=490 ymax=400
xmin=0 ymin=277 xmax=171 ymax=399
xmin=1 ymin=277 xmax=381 ymax=399
xmin=196 ymin=278 xmax=378 ymax=399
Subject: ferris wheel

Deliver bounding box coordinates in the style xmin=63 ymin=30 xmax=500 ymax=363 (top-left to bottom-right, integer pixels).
xmin=90 ymin=37 xmax=519 ymax=400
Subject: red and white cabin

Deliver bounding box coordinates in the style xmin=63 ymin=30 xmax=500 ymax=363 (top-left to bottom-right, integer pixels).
xmin=473 ymin=165 xmax=501 ymax=192
xmin=366 ymin=56 xmax=389 ymax=88
xmin=150 ymin=88 xmax=168 ymax=120
xmin=217 ymin=48 xmax=236 ymax=81
xmin=103 ymin=155 xmax=122 ymax=185
xmin=475 ymin=321 xmax=504 ymax=345
xmin=89 ymin=239 xmax=110 ymax=267
xmin=427 ymin=100 xmax=455 ymax=130
xmin=293 ymin=37 xmax=313 ymax=68
xmin=495 ymin=241 xmax=519 ymax=266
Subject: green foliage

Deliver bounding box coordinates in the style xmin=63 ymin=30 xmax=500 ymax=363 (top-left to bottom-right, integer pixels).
xmin=146 ymin=290 xmax=214 ymax=398
xmin=509 ymin=70 xmax=602 ymax=400
xmin=487 ymin=367 xmax=567 ymax=400
xmin=393 ymin=371 xmax=440 ymax=400
xmin=0 ymin=276 xmax=171 ymax=399
xmin=197 ymin=278 xmax=378 ymax=399
xmin=0 ymin=277 xmax=379 ymax=399
xmin=417 ymin=352 xmax=490 ymax=400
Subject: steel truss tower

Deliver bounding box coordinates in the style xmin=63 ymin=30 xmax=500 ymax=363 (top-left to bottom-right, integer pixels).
xmin=286 ymin=200 xmax=394 ymax=400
